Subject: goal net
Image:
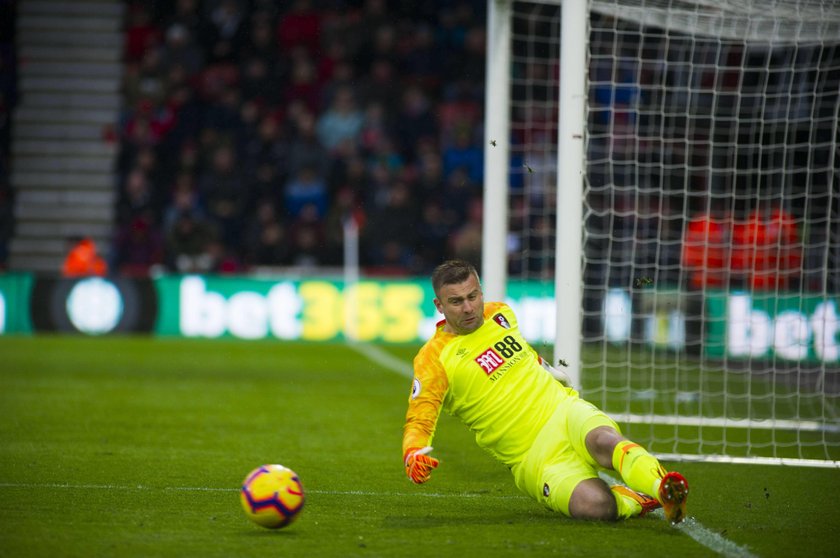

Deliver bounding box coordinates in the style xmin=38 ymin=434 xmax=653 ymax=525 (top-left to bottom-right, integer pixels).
xmin=488 ymin=0 xmax=840 ymax=466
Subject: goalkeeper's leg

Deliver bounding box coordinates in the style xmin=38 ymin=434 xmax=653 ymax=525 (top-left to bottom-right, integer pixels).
xmin=585 ymin=426 xmax=689 ymax=523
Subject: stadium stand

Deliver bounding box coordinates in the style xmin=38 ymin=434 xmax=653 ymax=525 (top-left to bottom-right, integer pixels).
xmin=110 ymin=0 xmax=488 ymax=277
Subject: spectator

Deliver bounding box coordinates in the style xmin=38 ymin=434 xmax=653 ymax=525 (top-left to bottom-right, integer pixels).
xmin=243 ymin=112 xmax=286 ymax=167
xmin=394 ymin=85 xmax=437 ymax=162
xmin=355 ymin=58 xmax=402 ymax=117
xmin=402 ymin=24 xmax=443 ymax=89
xmin=240 ymin=56 xmax=277 ymax=106
xmin=416 ymin=200 xmax=454 ymax=273
xmin=205 ymin=238 xmax=243 ymax=273
xmin=241 ymin=11 xmax=278 ymax=68
xmin=204 ymin=0 xmax=247 ymax=63
xmin=160 ymin=23 xmax=204 ymax=78
xmin=318 ymin=39 xmax=354 ymax=101
xmin=62 ymin=237 xmax=108 ymax=277
xmin=284 ymin=164 xmax=327 ymax=219
xmin=733 ymin=204 xmax=802 ymax=291
xmin=441 ymin=166 xmax=477 ymax=222
xmin=282 ymin=54 xmax=321 ymax=115
xmin=438 ymin=82 xmax=481 ymax=149
xmin=316 ymin=85 xmax=364 ymax=152
xmin=415 ymin=150 xmax=445 ymax=201
xmin=323 ymin=185 xmax=366 ymax=266
xmin=0 ymin=181 xmax=13 ymax=269
xmin=164 ymin=210 xmax=218 ymax=273
xmin=162 ymin=171 xmax=203 ymax=231
xmin=362 ymin=181 xmax=419 ymax=267
xmin=288 ymin=202 xmax=327 ymax=268
xmin=442 ymin=126 xmax=483 ymax=185
xmin=358 ymin=101 xmax=391 ymax=156
xmin=117 ymin=168 xmax=156 ymax=224
xmin=198 ymin=142 xmax=247 ymax=248
xmin=0 ymin=47 xmax=15 ymax=167
xmin=113 ymin=213 xmax=164 ymax=276
xmin=158 ymin=82 xmax=202 ymax=167
xmin=124 ymin=3 xmax=161 ymax=64
xmin=203 ymin=85 xmax=244 ymax=135
xmin=276 ymin=0 xmax=322 ymax=57
xmin=243 ymin=198 xmax=291 ymax=267
xmin=287 ymin=109 xmax=329 ymax=177
xmin=449 ymin=197 xmax=483 ymax=268
xmin=683 ymin=208 xmax=732 ymax=290
xmin=166 ymin=0 xmax=207 ymax=46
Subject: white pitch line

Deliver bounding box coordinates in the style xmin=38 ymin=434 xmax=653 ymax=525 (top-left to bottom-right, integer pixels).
xmin=598 ymin=469 xmax=758 ymax=557
xmin=675 ymin=517 xmax=759 ymax=558
xmin=346 ymin=341 xmax=413 ymax=378
xmin=0 ymin=482 xmax=526 ymax=500
xmin=0 ymin=481 xmax=760 ymax=556
xmin=352 ymin=345 xmax=762 ymax=558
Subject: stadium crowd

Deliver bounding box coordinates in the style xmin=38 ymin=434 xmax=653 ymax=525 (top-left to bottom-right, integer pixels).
xmin=0 ymin=0 xmax=830 ymax=295
xmin=113 ymin=0 xmax=489 ymax=276
xmin=0 ymin=0 xmax=14 ymax=269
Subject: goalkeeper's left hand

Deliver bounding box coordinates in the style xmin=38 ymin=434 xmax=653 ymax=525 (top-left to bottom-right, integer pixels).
xmin=404 ymin=446 xmax=440 ymax=484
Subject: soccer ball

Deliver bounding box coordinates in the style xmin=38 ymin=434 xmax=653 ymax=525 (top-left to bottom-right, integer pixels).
xmin=240 ymin=464 xmax=305 ymax=528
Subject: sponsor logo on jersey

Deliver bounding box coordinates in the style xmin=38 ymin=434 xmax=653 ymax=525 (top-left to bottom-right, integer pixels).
xmin=456 ymin=347 xmax=468 ymax=357
xmin=474 ymin=348 xmax=504 ymax=375
xmin=493 ymin=313 xmax=511 ymax=329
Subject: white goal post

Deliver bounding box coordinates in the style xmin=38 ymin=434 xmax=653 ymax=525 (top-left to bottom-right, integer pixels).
xmin=483 ymin=0 xmax=840 ymax=467
xmin=483 ymin=0 xmax=587 ymax=387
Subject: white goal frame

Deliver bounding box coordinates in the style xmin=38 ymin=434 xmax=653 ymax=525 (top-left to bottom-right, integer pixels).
xmin=483 ymin=0 xmax=840 ymax=468
xmin=484 ymin=0 xmax=587 ymax=387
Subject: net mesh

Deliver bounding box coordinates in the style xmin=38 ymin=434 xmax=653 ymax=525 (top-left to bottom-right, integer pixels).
xmin=507 ymin=0 xmax=840 ymax=462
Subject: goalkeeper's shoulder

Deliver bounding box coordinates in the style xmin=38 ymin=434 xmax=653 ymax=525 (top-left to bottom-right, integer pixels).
xmin=414 ymin=330 xmax=448 ymax=369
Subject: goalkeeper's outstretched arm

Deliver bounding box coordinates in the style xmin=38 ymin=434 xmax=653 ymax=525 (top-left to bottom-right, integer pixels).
xmin=403 ymin=348 xmax=449 ymax=484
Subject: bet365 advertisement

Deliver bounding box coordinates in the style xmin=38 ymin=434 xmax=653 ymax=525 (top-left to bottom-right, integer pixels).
xmin=2 ymin=273 xmax=838 ymax=364
xmin=153 ymin=275 xmax=558 ymax=344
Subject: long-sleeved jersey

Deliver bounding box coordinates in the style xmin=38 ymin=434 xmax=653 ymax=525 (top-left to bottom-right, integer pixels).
xmin=403 ymin=301 xmax=568 ymax=468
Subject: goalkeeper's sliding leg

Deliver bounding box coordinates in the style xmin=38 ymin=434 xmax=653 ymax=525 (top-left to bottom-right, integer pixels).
xmin=585 ymin=425 xmax=689 ymax=524
xmin=514 ymin=399 xmax=689 ymax=523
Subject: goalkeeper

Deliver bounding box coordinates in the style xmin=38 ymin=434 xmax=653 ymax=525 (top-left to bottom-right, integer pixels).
xmin=402 ymin=260 xmax=689 ymax=523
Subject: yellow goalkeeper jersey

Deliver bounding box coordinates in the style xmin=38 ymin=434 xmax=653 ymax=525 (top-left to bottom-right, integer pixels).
xmin=403 ymin=301 xmax=566 ymax=467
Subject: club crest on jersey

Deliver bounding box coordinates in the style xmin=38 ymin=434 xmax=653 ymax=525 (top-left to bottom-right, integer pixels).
xmin=475 ymin=348 xmax=504 ymax=375
xmin=493 ymin=313 xmax=511 ymax=329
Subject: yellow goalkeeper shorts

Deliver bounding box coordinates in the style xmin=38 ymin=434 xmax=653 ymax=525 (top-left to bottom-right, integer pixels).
xmin=512 ymin=391 xmax=621 ymax=516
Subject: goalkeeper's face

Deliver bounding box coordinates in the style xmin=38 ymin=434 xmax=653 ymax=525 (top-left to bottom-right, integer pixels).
xmin=434 ymin=273 xmax=485 ymax=335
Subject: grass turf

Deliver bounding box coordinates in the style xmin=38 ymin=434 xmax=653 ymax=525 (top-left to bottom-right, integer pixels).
xmin=1 ymin=336 xmax=838 ymax=557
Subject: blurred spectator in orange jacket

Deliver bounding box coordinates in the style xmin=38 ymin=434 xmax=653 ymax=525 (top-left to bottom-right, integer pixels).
xmin=682 ymin=209 xmax=731 ymax=290
xmin=732 ymin=205 xmax=802 ymax=291
xmin=62 ymin=237 xmax=108 ymax=277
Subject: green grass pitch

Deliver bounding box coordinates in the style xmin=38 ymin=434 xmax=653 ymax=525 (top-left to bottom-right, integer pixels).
xmin=1 ymin=336 xmax=838 ymax=557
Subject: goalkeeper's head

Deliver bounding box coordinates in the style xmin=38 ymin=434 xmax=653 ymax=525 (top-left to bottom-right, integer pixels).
xmin=432 ymin=260 xmax=485 ymax=335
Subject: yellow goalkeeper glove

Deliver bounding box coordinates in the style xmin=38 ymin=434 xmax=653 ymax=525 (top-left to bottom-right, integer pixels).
xmin=404 ymin=446 xmax=440 ymax=484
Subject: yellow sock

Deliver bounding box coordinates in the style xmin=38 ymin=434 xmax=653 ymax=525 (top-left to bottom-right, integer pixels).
xmin=610 ymin=486 xmax=643 ymax=519
xmin=611 ymin=440 xmax=667 ymax=500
